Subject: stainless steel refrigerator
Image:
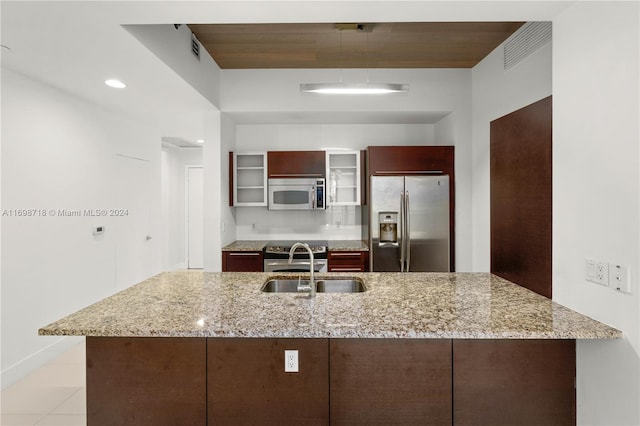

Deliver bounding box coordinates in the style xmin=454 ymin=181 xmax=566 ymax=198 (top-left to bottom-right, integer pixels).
xmin=369 ymin=175 xmax=450 ymax=272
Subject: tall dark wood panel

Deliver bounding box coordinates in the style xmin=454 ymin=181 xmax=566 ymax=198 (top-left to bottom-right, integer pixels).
xmin=453 ymin=339 xmax=575 ymax=426
xmin=330 ymin=339 xmax=452 ymax=425
xmin=208 ymin=338 xmax=329 ymax=425
xmin=490 ymin=96 xmax=552 ymax=298
xmin=86 ymin=337 xmax=206 ymax=426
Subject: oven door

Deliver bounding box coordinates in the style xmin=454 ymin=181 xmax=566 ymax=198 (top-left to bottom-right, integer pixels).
xmin=264 ymin=259 xmax=328 ymax=273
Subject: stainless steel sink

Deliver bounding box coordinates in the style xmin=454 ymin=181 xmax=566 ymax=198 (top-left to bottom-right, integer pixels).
xmin=261 ymin=277 xmax=366 ymax=293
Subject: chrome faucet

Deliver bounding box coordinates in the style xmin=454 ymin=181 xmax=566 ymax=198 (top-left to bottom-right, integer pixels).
xmin=288 ymin=242 xmax=315 ymax=296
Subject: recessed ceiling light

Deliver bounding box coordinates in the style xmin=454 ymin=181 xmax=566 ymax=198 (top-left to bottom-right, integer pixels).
xmin=196 ymin=139 xmax=204 ymax=144
xmin=105 ymin=79 xmax=126 ymax=89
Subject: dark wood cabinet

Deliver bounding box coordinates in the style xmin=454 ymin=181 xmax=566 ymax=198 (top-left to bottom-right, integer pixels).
xmin=366 ymin=145 xmax=455 ymax=271
xmin=330 ymin=339 xmax=452 ymax=425
xmin=87 ymin=337 xmax=207 ymax=426
xmin=268 ymin=150 xmax=326 ymax=178
xmin=453 ymin=339 xmax=576 ymax=426
xmin=222 ymin=251 xmax=264 ymax=271
xmin=208 ymin=338 xmax=329 ymax=425
xmin=327 ymin=250 xmax=369 ymax=272
xmin=367 ymin=145 xmax=454 ymax=175
xmin=86 ymin=337 xmax=576 ymax=426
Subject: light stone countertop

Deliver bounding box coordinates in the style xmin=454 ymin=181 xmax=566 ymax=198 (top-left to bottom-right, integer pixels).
xmin=328 ymin=240 xmax=369 ymax=251
xmin=39 ymin=272 xmax=621 ymax=340
xmin=221 ymin=240 xmax=368 ymax=252
xmin=221 ymin=240 xmax=269 ymax=251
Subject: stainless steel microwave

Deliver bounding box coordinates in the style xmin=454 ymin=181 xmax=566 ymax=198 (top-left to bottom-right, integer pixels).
xmin=268 ymin=178 xmax=326 ymax=210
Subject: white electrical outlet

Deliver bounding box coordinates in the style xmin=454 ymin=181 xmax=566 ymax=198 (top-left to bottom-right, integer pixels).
xmin=284 ymin=350 xmax=299 ymax=373
xmin=595 ymin=262 xmax=609 ymax=286
xmin=609 ymin=264 xmax=631 ymax=294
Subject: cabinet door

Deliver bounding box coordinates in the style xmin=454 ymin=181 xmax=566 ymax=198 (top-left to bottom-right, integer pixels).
xmin=222 ymin=251 xmax=264 ymax=271
xmin=233 ymin=152 xmax=267 ymax=206
xmin=330 ymin=339 xmax=452 ymax=425
xmin=367 ymin=146 xmax=454 ymax=175
xmin=326 ymin=150 xmax=361 ymax=206
xmin=208 ymin=338 xmax=329 ymax=425
xmin=268 ymin=151 xmax=325 ymax=178
xmin=87 ymin=337 xmax=206 ymax=426
xmin=328 ymin=250 xmax=369 ymax=272
xmin=453 ymin=339 xmax=576 ymax=426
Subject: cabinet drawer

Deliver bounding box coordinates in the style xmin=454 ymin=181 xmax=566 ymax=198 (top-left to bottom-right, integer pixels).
xmin=328 ymin=251 xmax=369 ymax=272
xmin=222 ymin=251 xmax=264 ymax=272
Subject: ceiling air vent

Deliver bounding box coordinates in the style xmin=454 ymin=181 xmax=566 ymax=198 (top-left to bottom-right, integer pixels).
xmin=504 ymin=22 xmax=552 ymax=70
xmin=191 ymin=33 xmax=200 ymax=61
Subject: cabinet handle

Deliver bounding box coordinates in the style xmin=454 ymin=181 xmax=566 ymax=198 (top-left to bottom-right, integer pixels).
xmin=330 ymin=267 xmax=363 ymax=272
xmin=270 ymin=173 xmax=323 ymax=177
xmin=228 ymin=252 xmax=260 ymax=256
xmin=331 ymin=253 xmax=362 ymax=257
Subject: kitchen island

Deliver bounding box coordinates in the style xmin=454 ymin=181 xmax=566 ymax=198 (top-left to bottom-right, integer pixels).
xmin=40 ymin=272 xmax=620 ymax=425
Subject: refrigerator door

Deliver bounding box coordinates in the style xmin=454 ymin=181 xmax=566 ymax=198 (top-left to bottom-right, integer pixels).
xmin=405 ymin=175 xmax=450 ymax=272
xmin=370 ymin=176 xmax=404 ymax=272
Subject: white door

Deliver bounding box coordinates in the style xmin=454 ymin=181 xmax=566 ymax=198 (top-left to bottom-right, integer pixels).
xmin=187 ymin=166 xmax=203 ymax=269
xmin=115 ymin=154 xmax=153 ymax=291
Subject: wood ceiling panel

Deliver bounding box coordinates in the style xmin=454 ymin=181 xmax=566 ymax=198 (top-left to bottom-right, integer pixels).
xmin=188 ymin=22 xmax=525 ymax=69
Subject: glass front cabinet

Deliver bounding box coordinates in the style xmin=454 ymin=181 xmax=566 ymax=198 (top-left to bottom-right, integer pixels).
xmin=326 ymin=150 xmax=361 ymax=206
xmin=233 ymin=152 xmax=267 ymax=206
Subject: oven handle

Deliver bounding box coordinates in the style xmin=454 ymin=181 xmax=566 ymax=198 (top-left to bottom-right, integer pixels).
xmin=265 ymin=261 xmax=327 ymax=267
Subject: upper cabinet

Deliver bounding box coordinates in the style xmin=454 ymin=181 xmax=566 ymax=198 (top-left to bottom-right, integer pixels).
xmin=267 ymin=151 xmax=325 ymax=178
xmin=367 ymin=146 xmax=454 ymax=176
xmin=231 ymin=152 xmax=267 ymax=207
xmin=326 ymin=150 xmax=362 ymax=206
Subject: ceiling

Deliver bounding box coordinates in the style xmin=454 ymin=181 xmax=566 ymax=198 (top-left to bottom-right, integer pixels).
xmin=188 ymin=22 xmax=525 ymax=69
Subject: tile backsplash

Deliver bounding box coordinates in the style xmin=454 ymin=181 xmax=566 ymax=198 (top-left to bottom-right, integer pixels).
xmin=235 ymin=206 xmax=362 ymax=240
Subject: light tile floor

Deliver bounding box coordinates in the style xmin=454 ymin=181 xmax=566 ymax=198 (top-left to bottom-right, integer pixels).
xmin=1 ymin=342 xmax=87 ymax=426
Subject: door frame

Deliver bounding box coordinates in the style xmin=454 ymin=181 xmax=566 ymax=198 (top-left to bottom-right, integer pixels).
xmin=185 ymin=165 xmax=204 ymax=269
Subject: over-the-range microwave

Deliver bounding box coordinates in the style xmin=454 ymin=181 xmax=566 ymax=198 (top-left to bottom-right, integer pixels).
xmin=268 ymin=177 xmax=326 ymax=210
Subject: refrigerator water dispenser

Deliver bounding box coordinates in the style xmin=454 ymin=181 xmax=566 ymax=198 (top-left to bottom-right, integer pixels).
xmin=379 ymin=212 xmax=398 ymax=244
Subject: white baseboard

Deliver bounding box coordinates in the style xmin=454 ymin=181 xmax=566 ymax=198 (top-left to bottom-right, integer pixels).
xmin=1 ymin=335 xmax=84 ymax=390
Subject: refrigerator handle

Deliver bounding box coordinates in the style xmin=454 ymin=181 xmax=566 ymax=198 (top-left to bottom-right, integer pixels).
xmin=399 ymin=191 xmax=405 ymax=272
xmin=405 ymin=190 xmax=411 ymax=272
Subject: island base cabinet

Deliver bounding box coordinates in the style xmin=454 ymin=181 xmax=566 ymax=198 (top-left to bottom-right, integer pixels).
xmin=330 ymin=339 xmax=453 ymax=425
xmin=207 ymin=338 xmax=329 ymax=425
xmin=453 ymin=339 xmax=576 ymax=426
xmin=86 ymin=337 xmax=207 ymax=426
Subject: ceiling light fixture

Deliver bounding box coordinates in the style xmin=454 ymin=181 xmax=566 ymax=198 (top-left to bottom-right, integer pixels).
xmin=301 ymin=82 xmax=408 ymax=95
xmin=300 ymin=23 xmax=408 ymax=95
xmin=105 ymin=79 xmax=127 ymax=89
xmin=196 ymin=139 xmax=204 ymax=144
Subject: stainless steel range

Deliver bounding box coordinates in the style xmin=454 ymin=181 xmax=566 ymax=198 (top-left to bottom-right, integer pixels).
xmin=263 ymin=240 xmax=328 ymax=273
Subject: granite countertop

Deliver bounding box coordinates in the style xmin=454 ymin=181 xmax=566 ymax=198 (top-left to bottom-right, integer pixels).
xmin=328 ymin=240 xmax=369 ymax=251
xmin=222 ymin=240 xmax=368 ymax=252
xmin=39 ymin=272 xmax=620 ymax=340
xmin=221 ymin=240 xmax=268 ymax=251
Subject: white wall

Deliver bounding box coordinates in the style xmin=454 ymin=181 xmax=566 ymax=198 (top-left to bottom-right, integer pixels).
xmin=1 ymin=69 xmax=163 ymax=388
xmin=161 ymin=146 xmax=203 ymax=270
xmin=471 ymin=38 xmax=553 ymax=272
xmin=553 ymin=2 xmax=639 ymax=424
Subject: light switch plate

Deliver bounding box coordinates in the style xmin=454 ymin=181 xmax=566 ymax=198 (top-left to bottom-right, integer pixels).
xmin=609 ymin=264 xmax=631 ymax=294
